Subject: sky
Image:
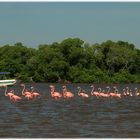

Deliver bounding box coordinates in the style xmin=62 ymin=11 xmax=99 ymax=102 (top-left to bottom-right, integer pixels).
xmin=0 ymin=2 xmax=140 ymax=48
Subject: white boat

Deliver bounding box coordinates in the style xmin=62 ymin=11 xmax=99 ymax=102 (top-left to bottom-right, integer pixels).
xmin=0 ymin=79 xmax=16 ymax=86
xmin=0 ymin=72 xmax=16 ymax=86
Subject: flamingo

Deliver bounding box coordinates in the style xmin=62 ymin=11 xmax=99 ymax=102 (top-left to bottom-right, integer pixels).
xmin=129 ymin=89 xmax=133 ymax=96
xmin=123 ymin=88 xmax=127 ymax=96
xmin=62 ymin=85 xmax=74 ymax=99
xmin=20 ymin=84 xmax=33 ymax=100
xmin=113 ymin=87 xmax=122 ymax=98
xmin=125 ymin=87 xmax=129 ymax=96
xmin=90 ymin=85 xmax=100 ymax=98
xmin=11 ymin=93 xmax=22 ymax=102
xmin=4 ymin=85 xmax=22 ymax=102
xmin=77 ymin=86 xmax=89 ymax=98
xmin=123 ymin=87 xmax=132 ymax=96
xmin=108 ymin=86 xmax=121 ymax=98
xmin=4 ymin=85 xmax=14 ymax=101
xmin=49 ymin=85 xmax=62 ymax=100
xmin=135 ymin=88 xmax=140 ymax=96
xmin=30 ymin=86 xmax=41 ymax=98
xmin=98 ymin=88 xmax=109 ymax=98
xmin=125 ymin=87 xmax=132 ymax=96
xmin=107 ymin=86 xmax=119 ymax=98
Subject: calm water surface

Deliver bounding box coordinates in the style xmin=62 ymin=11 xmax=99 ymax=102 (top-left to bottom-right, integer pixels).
xmin=0 ymin=83 xmax=140 ymax=138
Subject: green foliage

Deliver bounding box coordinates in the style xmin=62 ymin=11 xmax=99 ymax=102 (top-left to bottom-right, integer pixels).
xmin=0 ymin=39 xmax=139 ymax=83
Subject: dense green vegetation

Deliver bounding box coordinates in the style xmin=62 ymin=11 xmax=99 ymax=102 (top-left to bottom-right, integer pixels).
xmin=0 ymin=38 xmax=140 ymax=83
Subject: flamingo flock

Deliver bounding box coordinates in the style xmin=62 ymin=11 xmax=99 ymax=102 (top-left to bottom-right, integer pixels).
xmin=3 ymin=84 xmax=41 ymax=102
xmin=1 ymin=84 xmax=140 ymax=103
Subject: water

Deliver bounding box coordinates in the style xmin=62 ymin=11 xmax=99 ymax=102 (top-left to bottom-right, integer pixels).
xmin=0 ymin=83 xmax=140 ymax=138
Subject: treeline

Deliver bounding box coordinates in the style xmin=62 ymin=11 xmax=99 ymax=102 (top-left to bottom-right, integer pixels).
xmin=0 ymin=38 xmax=140 ymax=83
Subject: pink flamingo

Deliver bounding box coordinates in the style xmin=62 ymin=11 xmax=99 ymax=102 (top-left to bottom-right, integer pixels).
xmin=135 ymin=88 xmax=140 ymax=96
xmin=4 ymin=85 xmax=14 ymax=101
xmin=98 ymin=88 xmax=109 ymax=98
xmin=126 ymin=87 xmax=130 ymax=96
xmin=20 ymin=84 xmax=33 ymax=100
xmin=113 ymin=87 xmax=122 ymax=98
xmin=49 ymin=85 xmax=62 ymax=100
xmin=62 ymin=85 xmax=74 ymax=99
xmin=123 ymin=88 xmax=127 ymax=96
xmin=4 ymin=85 xmax=22 ymax=102
xmin=90 ymin=85 xmax=100 ymax=98
xmin=107 ymin=86 xmax=118 ymax=97
xmin=77 ymin=86 xmax=89 ymax=98
xmin=129 ymin=89 xmax=133 ymax=96
xmin=11 ymin=93 xmax=22 ymax=102
xmin=30 ymin=86 xmax=41 ymax=98
xmin=123 ymin=87 xmax=132 ymax=96
xmin=125 ymin=87 xmax=132 ymax=96
xmin=107 ymin=86 xmax=121 ymax=98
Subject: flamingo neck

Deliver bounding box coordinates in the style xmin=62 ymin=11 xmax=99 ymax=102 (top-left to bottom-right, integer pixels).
xmin=126 ymin=88 xmax=129 ymax=93
xmin=91 ymin=86 xmax=94 ymax=94
xmin=78 ymin=87 xmax=81 ymax=95
xmin=98 ymin=88 xmax=101 ymax=93
xmin=52 ymin=87 xmax=55 ymax=92
xmin=63 ymin=88 xmax=66 ymax=94
xmin=30 ymin=87 xmax=34 ymax=93
xmin=50 ymin=88 xmax=54 ymax=95
xmin=123 ymin=90 xmax=125 ymax=95
xmin=4 ymin=86 xmax=8 ymax=96
xmin=22 ymin=85 xmax=25 ymax=95
xmin=135 ymin=89 xmax=138 ymax=94
xmin=65 ymin=87 xmax=67 ymax=92
xmin=107 ymin=87 xmax=110 ymax=94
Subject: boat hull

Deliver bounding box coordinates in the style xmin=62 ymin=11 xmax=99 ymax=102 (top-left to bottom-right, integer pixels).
xmin=0 ymin=79 xmax=16 ymax=86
